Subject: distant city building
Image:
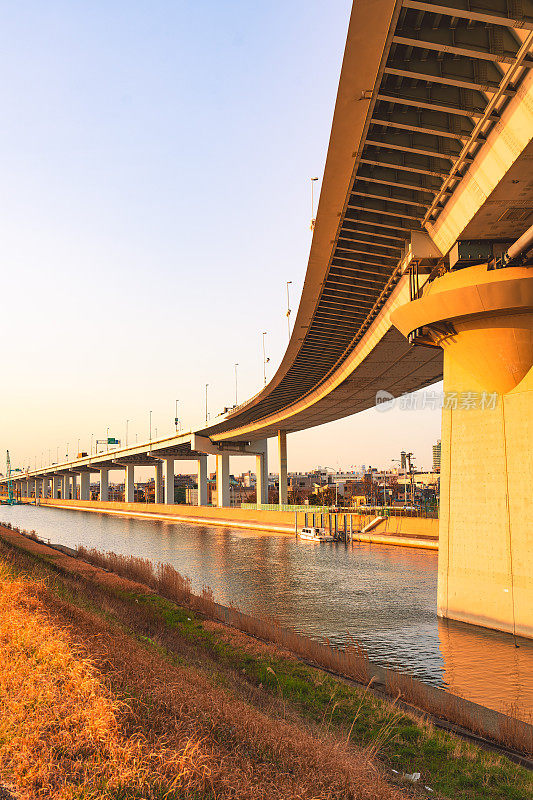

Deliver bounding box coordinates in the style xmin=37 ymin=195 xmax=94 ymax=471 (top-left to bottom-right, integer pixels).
xmin=186 ymin=487 xmax=198 ymax=505
xmin=433 ymin=440 xmax=441 ymax=472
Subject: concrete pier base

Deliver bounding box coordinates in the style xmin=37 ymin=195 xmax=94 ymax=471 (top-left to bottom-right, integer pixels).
xmin=197 ymin=456 xmax=207 ymax=506
xmin=278 ymin=430 xmax=288 ymax=507
xmin=79 ymin=472 xmax=90 ymax=502
xmin=392 ymin=264 xmax=533 ymax=638
xmin=125 ymin=464 xmax=135 ymax=503
xmin=99 ymin=469 xmax=109 ymax=502
xmin=216 ymin=453 xmax=230 ymax=508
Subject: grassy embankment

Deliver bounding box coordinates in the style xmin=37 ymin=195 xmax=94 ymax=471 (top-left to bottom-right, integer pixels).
xmin=0 ymin=524 xmax=531 ymax=800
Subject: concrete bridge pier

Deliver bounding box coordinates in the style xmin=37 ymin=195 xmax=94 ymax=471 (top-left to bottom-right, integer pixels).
xmin=216 ymin=453 xmax=230 ymax=507
xmin=163 ymin=458 xmax=174 ymax=504
xmin=71 ymin=473 xmax=77 ymax=500
xmin=277 ymin=430 xmax=288 ymax=507
xmin=197 ymin=456 xmax=207 ymax=506
xmin=255 ymin=439 xmax=268 ymax=508
xmin=99 ymin=468 xmax=109 ymax=501
xmin=80 ymin=472 xmax=90 ymax=501
xmin=125 ymin=464 xmax=135 ymax=503
xmin=52 ymin=476 xmax=61 ymax=499
xmin=392 ymin=263 xmax=533 ymax=638
xmin=62 ymin=475 xmax=70 ymax=500
xmin=154 ymin=461 xmax=164 ymax=504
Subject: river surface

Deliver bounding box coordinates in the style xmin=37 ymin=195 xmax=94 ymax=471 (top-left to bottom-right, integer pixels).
xmin=1 ymin=504 xmax=532 ymax=718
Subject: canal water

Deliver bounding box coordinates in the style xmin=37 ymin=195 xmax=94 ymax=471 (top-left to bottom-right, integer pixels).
xmin=1 ymin=504 xmax=532 ymax=718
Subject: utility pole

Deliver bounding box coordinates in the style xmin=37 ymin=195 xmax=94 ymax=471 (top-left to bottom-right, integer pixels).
xmin=175 ymin=400 xmax=179 ymax=431
xmin=405 ymin=452 xmax=415 ymax=505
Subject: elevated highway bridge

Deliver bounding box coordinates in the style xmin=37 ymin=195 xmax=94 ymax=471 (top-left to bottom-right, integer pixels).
xmin=3 ymin=0 xmax=533 ymax=638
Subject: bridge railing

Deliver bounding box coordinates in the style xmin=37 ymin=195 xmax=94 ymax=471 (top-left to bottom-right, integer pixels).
xmin=240 ymin=503 xmax=330 ymax=513
xmin=240 ymin=502 xmax=438 ymax=518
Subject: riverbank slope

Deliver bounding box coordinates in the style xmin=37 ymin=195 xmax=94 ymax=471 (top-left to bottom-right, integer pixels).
xmin=0 ymin=525 xmax=530 ymax=800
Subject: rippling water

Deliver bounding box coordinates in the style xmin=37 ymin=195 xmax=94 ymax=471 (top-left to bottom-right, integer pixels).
xmin=1 ymin=504 xmax=532 ymax=717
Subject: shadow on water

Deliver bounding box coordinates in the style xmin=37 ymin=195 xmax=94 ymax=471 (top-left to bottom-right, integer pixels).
xmin=1 ymin=504 xmax=531 ymax=717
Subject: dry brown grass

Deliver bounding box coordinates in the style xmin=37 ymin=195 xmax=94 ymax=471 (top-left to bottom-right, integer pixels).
xmin=77 ymin=547 xmax=371 ymax=684
xmin=0 ymin=558 xmax=406 ymax=800
xmin=0 ymin=575 xmax=211 ymax=799
xmin=74 ymin=545 xmax=533 ymax=757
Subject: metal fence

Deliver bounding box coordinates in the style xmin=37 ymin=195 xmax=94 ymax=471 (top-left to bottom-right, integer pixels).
xmin=240 ymin=503 xmax=330 ymax=513
xmin=240 ymin=502 xmax=438 ymax=519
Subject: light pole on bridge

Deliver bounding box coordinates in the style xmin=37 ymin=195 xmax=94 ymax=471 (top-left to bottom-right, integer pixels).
xmin=286 ymin=281 xmax=292 ymax=340
xmin=234 ymin=364 xmax=239 ymax=406
xmin=262 ymin=332 xmax=269 ymax=386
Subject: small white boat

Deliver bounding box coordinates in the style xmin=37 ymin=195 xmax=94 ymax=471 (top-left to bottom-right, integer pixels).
xmin=297 ymin=526 xmax=335 ymax=542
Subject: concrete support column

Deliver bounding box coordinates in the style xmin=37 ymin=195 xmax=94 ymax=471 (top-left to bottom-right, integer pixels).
xmin=21 ymin=481 xmax=28 ymax=499
xmin=52 ymin=476 xmax=61 ymax=499
xmin=154 ymin=461 xmax=163 ymax=504
xmin=216 ymin=453 xmax=230 ymax=507
xmin=197 ymin=456 xmax=208 ymax=506
xmin=125 ymin=464 xmax=135 ymax=503
xmin=80 ymin=472 xmax=90 ymax=502
xmin=62 ymin=475 xmax=70 ymax=499
xmin=100 ymin=469 xmax=109 ymax=501
xmin=71 ymin=473 xmax=77 ymax=500
xmin=277 ymin=430 xmax=288 ymax=507
xmin=28 ymin=479 xmax=35 ymax=498
xmin=255 ymin=439 xmax=269 ymax=508
xmin=391 ymin=262 xmax=533 ymax=638
xmin=163 ymin=458 xmax=175 ymax=505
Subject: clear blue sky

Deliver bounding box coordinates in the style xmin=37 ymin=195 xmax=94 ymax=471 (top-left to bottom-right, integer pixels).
xmin=0 ymin=1 xmax=441 ymax=474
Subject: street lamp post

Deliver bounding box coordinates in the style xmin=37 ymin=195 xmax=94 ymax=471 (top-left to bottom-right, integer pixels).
xmin=106 ymin=427 xmax=109 ymax=452
xmin=90 ymin=434 xmax=93 ymax=455
xmin=262 ymin=332 xmax=269 ymax=386
xmin=205 ymin=384 xmax=209 ymax=423
xmin=149 ymin=411 xmax=152 ymax=442
xmin=126 ymin=420 xmax=129 ymax=447
xmin=310 ymin=177 xmax=318 ymax=230
xmin=286 ymin=281 xmax=292 ymax=340
xmin=234 ymin=364 xmax=239 ymax=406
xmin=175 ymin=400 xmax=179 ymax=431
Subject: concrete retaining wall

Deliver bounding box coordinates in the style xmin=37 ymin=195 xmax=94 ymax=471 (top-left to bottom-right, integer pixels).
xmin=30 ymin=499 xmax=438 ymax=546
